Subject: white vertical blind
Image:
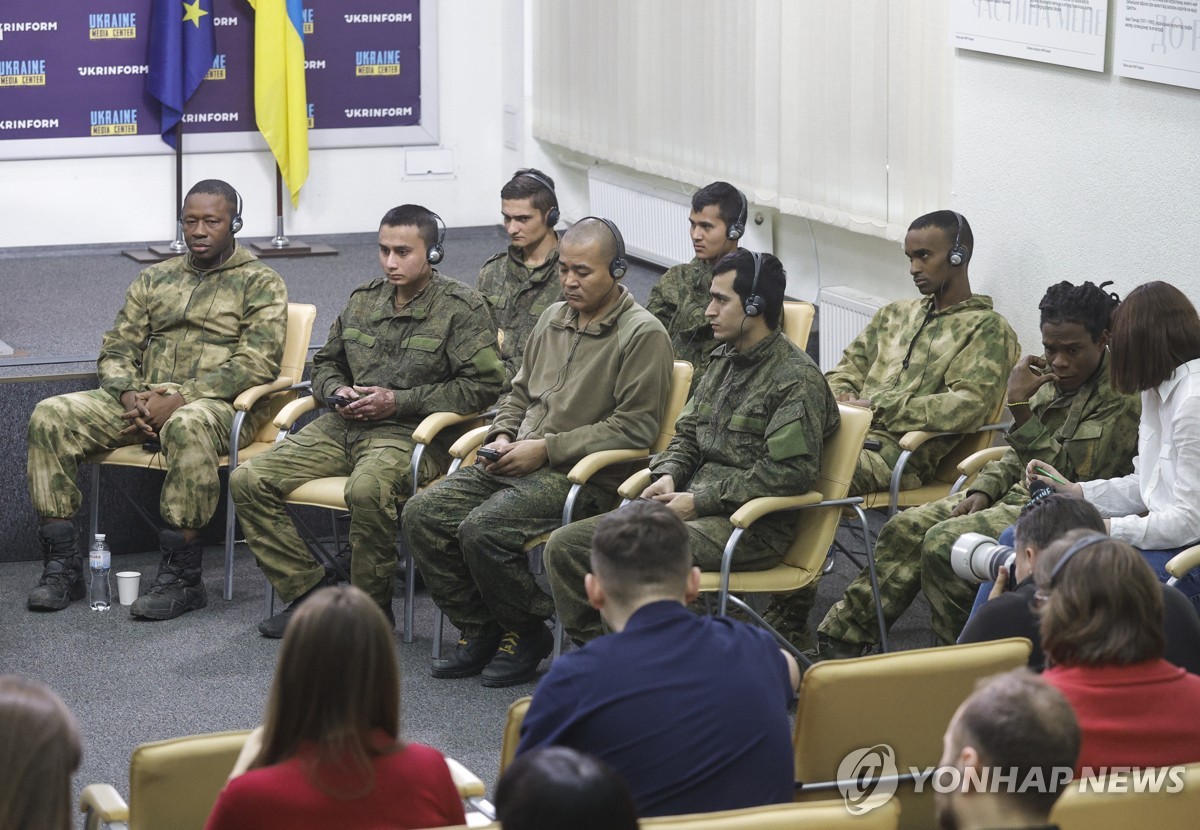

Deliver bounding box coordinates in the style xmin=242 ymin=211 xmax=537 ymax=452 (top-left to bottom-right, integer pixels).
xmin=533 ymin=0 xmax=951 ymax=241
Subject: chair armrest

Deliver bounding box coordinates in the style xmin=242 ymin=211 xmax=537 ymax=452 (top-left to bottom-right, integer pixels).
xmin=273 ymin=395 xmax=319 ymax=430
xmin=618 ymin=469 xmax=655 ymax=500
xmin=898 ymin=422 xmax=1007 ymax=452
xmin=413 ymin=411 xmax=487 ymax=445
xmin=956 ymin=446 xmax=1008 ymax=478
xmin=728 ymin=492 xmax=824 ymax=528
xmin=232 ymin=376 xmax=297 ymax=411
xmin=79 ymin=784 xmax=129 ymax=824
xmin=449 ymin=425 xmax=491 ymax=459
xmin=1167 ymin=544 xmax=1200 ymax=580
xmin=567 ymin=448 xmax=650 ymax=486
xmin=445 ymin=757 xmax=487 ymax=798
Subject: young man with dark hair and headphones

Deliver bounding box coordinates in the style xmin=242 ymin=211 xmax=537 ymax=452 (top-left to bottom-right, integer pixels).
xmin=761 ymin=209 xmax=1020 ymax=657
xmin=230 ymin=205 xmax=505 ymax=637
xmin=477 ymin=169 xmax=564 ymax=392
xmin=543 ymin=249 xmax=841 ymax=645
xmin=647 ymin=181 xmax=745 ymax=388
xmin=404 ymin=217 xmax=674 ymax=687
xmin=26 ymin=179 xmax=288 ymax=620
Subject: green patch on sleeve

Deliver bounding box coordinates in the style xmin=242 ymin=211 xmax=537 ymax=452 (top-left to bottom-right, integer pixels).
xmin=767 ymin=420 xmax=810 ymax=461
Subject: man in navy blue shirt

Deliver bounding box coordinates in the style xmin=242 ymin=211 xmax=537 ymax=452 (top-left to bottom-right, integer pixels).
xmin=516 ymin=500 xmax=799 ymax=817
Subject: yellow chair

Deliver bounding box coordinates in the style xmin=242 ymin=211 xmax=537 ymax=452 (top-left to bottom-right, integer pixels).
xmin=782 ymin=300 xmax=816 ymax=353
xmin=85 ymin=302 xmax=318 ymax=601
xmin=1167 ymin=544 xmax=1200 ymax=585
xmin=431 ymin=360 xmax=694 ymax=658
xmin=265 ymin=400 xmax=492 ymax=643
xmin=792 ymin=637 xmax=1031 ymax=830
xmin=1050 ymin=761 xmax=1200 ymax=830
xmin=500 ymin=694 xmax=533 ymax=775
xmin=617 ymin=402 xmax=874 ymax=662
xmin=79 ymin=729 xmax=487 ymax=830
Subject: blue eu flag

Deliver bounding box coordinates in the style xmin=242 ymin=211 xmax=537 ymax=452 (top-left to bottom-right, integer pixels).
xmin=147 ymin=0 xmax=216 ymax=147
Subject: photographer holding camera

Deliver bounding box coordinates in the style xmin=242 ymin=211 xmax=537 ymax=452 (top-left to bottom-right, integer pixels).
xmin=814 ymin=281 xmax=1140 ymax=657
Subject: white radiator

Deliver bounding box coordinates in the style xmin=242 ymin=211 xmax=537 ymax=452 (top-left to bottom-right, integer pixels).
xmin=818 ymin=285 xmax=887 ymax=373
xmin=587 ymin=167 xmax=773 ymax=267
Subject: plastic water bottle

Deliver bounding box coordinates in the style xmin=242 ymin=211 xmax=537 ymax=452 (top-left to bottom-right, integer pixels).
xmin=89 ymin=534 xmax=112 ymax=611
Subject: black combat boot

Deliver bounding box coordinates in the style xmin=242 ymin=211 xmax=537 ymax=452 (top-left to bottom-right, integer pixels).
xmin=129 ymin=529 xmax=208 ymax=620
xmin=28 ymin=522 xmax=86 ymax=611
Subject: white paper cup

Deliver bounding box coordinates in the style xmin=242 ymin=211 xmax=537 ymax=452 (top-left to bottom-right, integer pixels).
xmin=115 ymin=571 xmax=141 ymax=606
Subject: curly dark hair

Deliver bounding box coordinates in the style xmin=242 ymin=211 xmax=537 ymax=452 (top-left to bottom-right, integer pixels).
xmin=1038 ymin=280 xmax=1120 ymax=342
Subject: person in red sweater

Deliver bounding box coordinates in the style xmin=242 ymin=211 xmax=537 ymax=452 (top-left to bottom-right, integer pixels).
xmin=205 ymin=586 xmax=465 ymax=830
xmin=1038 ymin=530 xmax=1200 ymax=773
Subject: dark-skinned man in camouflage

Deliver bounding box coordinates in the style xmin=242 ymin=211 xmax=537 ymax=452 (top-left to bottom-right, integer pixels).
xmin=544 ymin=250 xmax=841 ymax=644
xmin=27 ymin=179 xmax=287 ymax=620
xmin=476 ymin=169 xmax=563 ymax=396
xmin=404 ymin=217 xmax=673 ymax=688
xmin=646 ymin=181 xmax=744 ymax=391
xmin=231 ymin=205 xmax=505 ymax=637
xmin=762 ymin=210 xmax=1020 ymax=657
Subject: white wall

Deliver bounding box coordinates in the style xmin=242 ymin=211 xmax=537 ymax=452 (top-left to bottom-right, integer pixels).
xmin=0 ymin=1 xmax=505 ymax=248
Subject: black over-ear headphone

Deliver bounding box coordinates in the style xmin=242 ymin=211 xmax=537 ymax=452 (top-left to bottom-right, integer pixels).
xmin=728 ymin=188 xmax=748 ymax=240
xmin=426 ymin=211 xmax=447 ymax=265
xmin=519 ymin=171 xmax=561 ymax=227
xmin=230 ymin=189 xmax=244 ymax=234
xmin=743 ymin=251 xmax=766 ymax=317
xmin=948 ymin=211 xmax=968 ymax=267
xmin=1048 ymin=533 xmax=1109 ymax=588
xmin=577 ymin=216 xmax=628 ymax=279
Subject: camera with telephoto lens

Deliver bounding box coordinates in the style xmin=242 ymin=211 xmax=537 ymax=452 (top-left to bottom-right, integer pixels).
xmin=950 ymin=533 xmax=1016 ymax=584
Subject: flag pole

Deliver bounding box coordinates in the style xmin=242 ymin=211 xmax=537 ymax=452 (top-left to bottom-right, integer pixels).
xmin=271 ymin=166 xmax=289 ymax=248
xmin=169 ymin=122 xmax=187 ymax=254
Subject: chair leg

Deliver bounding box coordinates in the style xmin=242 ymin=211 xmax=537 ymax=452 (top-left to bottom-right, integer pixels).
xmin=552 ymin=616 xmax=564 ymax=658
xmin=262 ymin=575 xmax=276 ymax=620
xmin=853 ymin=504 xmax=889 ymax=653
xmin=403 ymin=548 xmax=416 ymax=645
xmin=223 ymin=485 xmax=236 ymax=601
xmin=432 ymin=611 xmax=445 ymax=659
xmin=89 ymin=465 xmax=101 ymax=537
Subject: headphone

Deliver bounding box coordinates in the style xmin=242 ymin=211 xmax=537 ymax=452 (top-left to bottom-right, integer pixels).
xmin=727 ymin=188 xmax=748 ymax=240
xmin=426 ymin=210 xmax=447 ymax=264
xmin=948 ymin=211 xmax=968 ymax=267
xmin=1048 ymin=533 xmax=1109 ymax=588
xmin=519 ymin=171 xmax=561 ymax=227
xmin=577 ymin=216 xmax=628 ymax=279
xmin=743 ymin=251 xmax=766 ymax=317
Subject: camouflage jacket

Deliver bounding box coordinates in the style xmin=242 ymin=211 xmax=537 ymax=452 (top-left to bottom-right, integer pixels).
xmin=646 ymin=257 xmax=716 ymax=386
xmin=476 ymin=244 xmax=562 ymax=387
xmin=652 ymin=329 xmax=841 ymax=518
xmin=97 ymin=246 xmax=287 ymax=406
xmin=826 ymin=295 xmax=1019 ymax=484
xmin=311 ymin=273 xmax=504 ymax=442
xmin=969 ymin=352 xmax=1140 ymax=505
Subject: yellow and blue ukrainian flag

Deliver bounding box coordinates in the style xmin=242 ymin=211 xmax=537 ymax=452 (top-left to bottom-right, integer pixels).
xmin=147 ymin=0 xmax=216 ymax=147
xmin=249 ymin=0 xmax=309 ymax=206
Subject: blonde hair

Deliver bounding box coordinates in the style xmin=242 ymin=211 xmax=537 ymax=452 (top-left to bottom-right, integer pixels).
xmin=252 ymin=586 xmax=402 ymax=797
xmin=0 ymin=675 xmax=82 ymax=830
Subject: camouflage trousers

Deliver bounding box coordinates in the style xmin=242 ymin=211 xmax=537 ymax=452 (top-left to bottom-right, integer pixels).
xmin=230 ymin=425 xmax=441 ymax=608
xmin=27 ymin=387 xmax=256 ymax=530
xmin=818 ymin=490 xmax=1024 ymax=646
xmin=544 ymin=510 xmax=787 ymax=643
xmin=761 ymin=448 xmax=920 ymax=648
xmin=402 ymin=463 xmax=613 ymax=637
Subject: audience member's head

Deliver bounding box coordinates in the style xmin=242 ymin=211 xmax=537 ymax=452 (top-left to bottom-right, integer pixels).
xmin=586 ymin=500 xmax=697 ymax=626
xmin=185 ymin=178 xmax=240 ymax=222
xmin=936 ymin=669 xmax=1079 ymax=830
xmin=379 ymin=203 xmax=442 ymax=260
xmin=253 ymin=585 xmax=402 ymax=795
xmin=1036 ymin=529 xmax=1165 ymax=668
xmin=502 ymin=168 xmax=559 ymax=220
xmin=1036 ymin=281 xmax=1119 ymax=393
xmin=712 ymin=248 xmax=786 ymax=330
xmin=909 ymin=210 xmax=973 ymax=266
xmin=495 ymin=747 xmax=638 ymax=830
xmin=1108 ymin=280 xmax=1200 ymax=394
xmin=691 ymin=181 xmax=745 ymax=236
xmin=1011 ymin=494 xmax=1105 ymax=584
xmin=0 ymin=675 xmax=82 ymax=830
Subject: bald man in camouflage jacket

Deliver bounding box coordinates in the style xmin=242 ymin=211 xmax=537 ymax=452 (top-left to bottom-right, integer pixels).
xmin=763 ymin=210 xmax=1020 ymax=653
xmin=27 ymin=180 xmax=287 ymax=620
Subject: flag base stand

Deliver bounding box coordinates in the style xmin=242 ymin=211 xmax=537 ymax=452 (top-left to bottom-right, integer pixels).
xmin=122 ymin=245 xmax=186 ymax=264
xmin=246 ymin=239 xmax=338 ymax=258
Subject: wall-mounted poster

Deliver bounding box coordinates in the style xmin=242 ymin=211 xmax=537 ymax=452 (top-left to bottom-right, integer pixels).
xmin=951 ymin=0 xmax=1110 ymax=72
xmin=1114 ymin=0 xmax=1200 ymax=90
xmin=0 ymin=0 xmax=438 ymax=160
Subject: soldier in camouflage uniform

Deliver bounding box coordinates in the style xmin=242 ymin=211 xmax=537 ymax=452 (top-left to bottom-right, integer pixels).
xmin=646 ymin=181 xmax=745 ymax=388
xmin=476 ymin=169 xmax=563 ymax=396
xmin=404 ymin=218 xmax=673 ymax=688
xmin=544 ymin=250 xmax=841 ymax=644
xmin=231 ymin=205 xmax=504 ymax=637
xmin=763 ymin=210 xmax=1020 ymax=653
xmin=26 ymin=180 xmax=287 ymax=620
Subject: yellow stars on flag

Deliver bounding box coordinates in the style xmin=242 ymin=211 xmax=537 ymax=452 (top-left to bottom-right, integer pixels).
xmin=182 ymin=0 xmax=209 ymax=28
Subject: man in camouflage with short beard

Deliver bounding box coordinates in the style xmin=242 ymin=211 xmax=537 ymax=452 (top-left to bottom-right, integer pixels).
xmin=26 ymin=179 xmax=287 ymax=621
